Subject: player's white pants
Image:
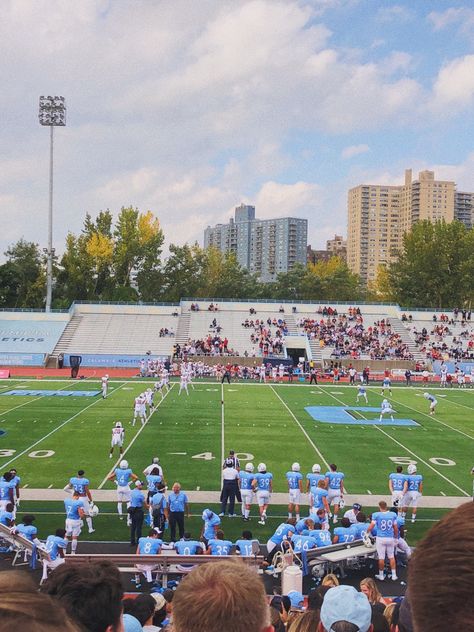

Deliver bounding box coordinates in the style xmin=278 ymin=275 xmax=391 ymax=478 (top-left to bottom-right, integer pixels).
xmin=376 ymin=536 xmax=395 ymax=560
xmin=136 ymin=563 xmax=158 ymax=583
xmin=396 ymin=537 xmax=412 ymax=559
xmin=327 ymin=489 xmax=342 ymax=505
xmin=179 ymin=383 xmax=188 ymax=395
xmin=111 ymin=438 xmax=124 ymax=448
xmin=391 ymin=492 xmax=404 ymax=507
xmin=289 ymin=489 xmax=301 ymax=505
xmin=65 ymin=518 xmax=83 ymax=538
xmin=402 ymin=491 xmax=421 ymax=507
xmin=41 ymin=557 xmax=65 ymax=582
xmin=257 ymin=490 xmax=270 ymax=507
xmin=357 ymin=394 xmax=368 ymax=403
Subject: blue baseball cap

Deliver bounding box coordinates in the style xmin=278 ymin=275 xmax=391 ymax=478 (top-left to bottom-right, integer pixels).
xmin=123 ymin=614 xmax=143 ymax=632
xmin=321 ymin=585 xmax=371 ymax=632
xmin=287 ymin=590 xmax=305 ymax=609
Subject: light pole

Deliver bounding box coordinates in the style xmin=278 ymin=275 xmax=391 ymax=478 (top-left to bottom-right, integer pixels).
xmin=38 ymin=95 xmax=66 ymax=312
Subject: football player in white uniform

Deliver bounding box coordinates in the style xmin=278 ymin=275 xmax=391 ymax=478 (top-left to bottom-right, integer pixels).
xmin=110 ymin=422 xmax=125 ymax=459
xmin=101 ymin=374 xmax=109 ymax=399
xmin=132 ymin=393 xmax=147 ymax=426
xmin=379 ymin=399 xmax=395 ymax=422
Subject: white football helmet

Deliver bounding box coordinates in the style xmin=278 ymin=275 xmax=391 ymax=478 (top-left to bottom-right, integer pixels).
xmin=292 ymin=462 xmax=300 ymax=472
xmin=245 ymin=463 xmax=254 ymax=472
xmin=312 ymin=464 xmax=321 ymax=473
xmin=339 ymin=497 xmax=345 ymax=509
xmin=407 ymin=464 xmax=417 ymax=474
xmin=115 ymin=422 xmax=122 ymax=428
xmin=89 ymin=503 xmax=99 ymax=517
xmin=257 ymin=463 xmax=266 ymax=473
xmin=119 ymin=460 xmax=128 ymax=469
xmin=363 ymin=532 xmax=373 ymax=548
xmin=423 ymin=392 xmax=430 ymax=399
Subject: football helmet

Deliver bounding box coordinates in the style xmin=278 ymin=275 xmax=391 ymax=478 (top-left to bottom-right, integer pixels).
xmin=312 ymin=464 xmax=321 ymax=473
xmin=115 ymin=422 xmax=122 ymax=428
xmin=245 ymin=463 xmax=254 ymax=472
xmin=291 ymin=462 xmax=300 ymax=472
xmin=339 ymin=497 xmax=345 ymax=509
xmin=257 ymin=463 xmax=266 ymax=473
xmin=119 ymin=460 xmax=128 ymax=469
xmin=89 ymin=503 xmax=99 ymax=517
xmin=407 ymin=464 xmax=417 ymax=474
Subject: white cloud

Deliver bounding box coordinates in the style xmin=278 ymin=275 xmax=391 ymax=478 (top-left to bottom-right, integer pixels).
xmin=341 ymin=144 xmax=370 ymax=159
xmin=432 ymin=54 xmax=474 ymax=110
xmin=376 ymin=5 xmax=414 ymax=23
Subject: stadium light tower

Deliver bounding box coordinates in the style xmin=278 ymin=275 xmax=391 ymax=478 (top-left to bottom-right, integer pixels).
xmin=38 ymin=95 xmax=66 ymax=312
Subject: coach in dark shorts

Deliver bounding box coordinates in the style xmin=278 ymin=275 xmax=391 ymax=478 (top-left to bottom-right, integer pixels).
xmin=223 ymin=450 xmax=241 ymax=502
xmin=168 ymin=482 xmax=189 ymax=542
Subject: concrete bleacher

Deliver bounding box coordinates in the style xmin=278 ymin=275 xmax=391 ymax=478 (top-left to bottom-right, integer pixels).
xmin=52 ymin=303 xmax=180 ymax=360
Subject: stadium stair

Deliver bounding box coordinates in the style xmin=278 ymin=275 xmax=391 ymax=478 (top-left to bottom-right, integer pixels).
xmin=175 ymin=310 xmax=191 ymax=346
xmin=390 ymin=317 xmax=426 ymax=365
xmin=48 ymin=314 xmax=83 ymax=367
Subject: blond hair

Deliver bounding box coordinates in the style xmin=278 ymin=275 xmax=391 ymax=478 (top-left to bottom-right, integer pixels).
xmin=360 ymin=577 xmax=383 ymax=604
xmin=287 ymin=610 xmax=320 ymax=632
xmin=173 ymin=560 xmax=269 ymax=632
xmin=321 ymin=573 xmax=339 ymax=587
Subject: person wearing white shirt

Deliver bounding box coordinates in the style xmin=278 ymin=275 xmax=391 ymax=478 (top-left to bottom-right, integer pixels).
xmin=143 ymin=458 xmax=163 ymax=478
xmin=343 ymin=503 xmax=362 ymax=524
xmin=219 ymin=460 xmax=240 ymax=517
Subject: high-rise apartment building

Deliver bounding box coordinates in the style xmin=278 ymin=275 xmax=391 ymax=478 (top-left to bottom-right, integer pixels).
xmin=326 ymin=234 xmax=347 ymax=260
xmin=204 ymin=203 xmax=308 ymax=282
xmin=347 ymin=169 xmax=472 ymax=284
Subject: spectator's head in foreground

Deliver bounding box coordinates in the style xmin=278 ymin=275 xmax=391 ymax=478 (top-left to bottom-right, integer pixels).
xmin=41 ymin=560 xmax=124 ymax=632
xmin=173 ymin=560 xmax=272 ymax=632
xmin=0 ymin=571 xmax=80 ymax=632
xmin=408 ymin=501 xmax=474 ymax=632
xmin=319 ymin=585 xmax=372 ymax=632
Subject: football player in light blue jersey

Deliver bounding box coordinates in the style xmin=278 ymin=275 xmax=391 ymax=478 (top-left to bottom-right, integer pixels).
xmin=356 ymin=385 xmax=368 ymax=404
xmin=402 ymin=464 xmax=423 ymax=523
xmin=14 ymin=514 xmax=41 ymax=545
xmin=175 ymin=533 xmax=205 ymax=556
xmin=266 ymin=519 xmax=296 ymax=561
xmin=351 ymin=512 xmax=370 ymax=541
xmin=134 ymin=529 xmax=163 ymax=585
xmin=306 ymin=464 xmax=325 ymax=505
xmin=424 ymin=392 xmax=438 ymax=415
xmin=379 ymin=399 xmax=395 ymax=422
xmin=325 ymin=465 xmax=344 ymax=523
xmin=295 ymin=517 xmax=315 ymax=534
xmin=0 ymin=502 xmax=15 ymax=527
xmin=64 ymin=491 xmax=85 ymax=554
xmin=8 ymin=468 xmax=21 ymax=508
xmin=64 ymin=469 xmax=95 ymax=534
xmin=253 ymin=463 xmax=273 ymax=525
xmin=367 ymin=500 xmax=399 ymax=581
xmin=311 ymin=480 xmax=331 ymax=516
xmin=201 ymin=509 xmax=221 ymax=545
xmin=306 ymin=523 xmax=332 ymax=547
xmin=41 ymin=528 xmax=67 ymax=584
xmin=333 ymin=518 xmax=356 ymax=544
xmin=286 ymin=463 xmax=303 ymax=521
xmin=291 ymin=532 xmax=318 ymax=553
xmin=389 ymin=466 xmax=407 ymax=511
xmin=239 ymin=463 xmax=255 ymax=521
xmin=207 ymin=530 xmax=233 ymax=556
xmin=381 ymin=373 xmax=392 ymax=396
xmin=235 ymin=530 xmax=259 ymax=557
xmin=394 ymin=514 xmax=412 ymax=560
xmin=0 ymin=472 xmax=14 ymax=511
xmin=309 ymin=507 xmax=330 ymax=531
xmin=146 ymin=468 xmax=163 ymax=501
xmin=107 ymin=459 xmax=138 ymax=523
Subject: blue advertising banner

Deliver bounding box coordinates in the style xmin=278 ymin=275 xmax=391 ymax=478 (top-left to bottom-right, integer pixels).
xmin=0 ymin=353 xmax=45 ymax=366
xmin=64 ymin=354 xmax=167 ymax=368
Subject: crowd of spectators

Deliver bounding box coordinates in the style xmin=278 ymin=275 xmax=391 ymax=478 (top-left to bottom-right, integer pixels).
xmin=241 ymin=316 xmax=288 ymax=357
xmin=410 ymin=321 xmax=474 ymax=361
xmin=158 ymin=328 xmax=174 ymax=338
xmin=299 ymin=312 xmax=413 ymax=361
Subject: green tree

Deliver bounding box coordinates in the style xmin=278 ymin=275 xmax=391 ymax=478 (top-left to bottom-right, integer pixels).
xmin=159 ymin=244 xmax=206 ymax=301
xmin=0 ymin=240 xmax=45 ymax=308
xmin=387 ymin=220 xmax=474 ymax=308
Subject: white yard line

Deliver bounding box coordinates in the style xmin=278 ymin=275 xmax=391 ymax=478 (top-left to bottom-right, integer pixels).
xmin=320 ymin=388 xmax=471 ymax=498
xmin=98 ymin=384 xmax=174 ymax=489
xmin=269 ymin=385 xmax=331 ymax=470
xmin=0 ymin=380 xmax=75 ymax=416
xmin=0 ymin=381 xmax=129 ymax=470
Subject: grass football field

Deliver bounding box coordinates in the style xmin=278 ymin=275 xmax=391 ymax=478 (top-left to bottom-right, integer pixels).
xmin=0 ymin=377 xmax=472 ymax=543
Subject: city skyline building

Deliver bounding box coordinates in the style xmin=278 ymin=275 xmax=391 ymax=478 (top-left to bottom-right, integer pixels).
xmin=347 ymin=169 xmax=474 ymax=285
xmin=204 ymin=203 xmax=308 ymax=282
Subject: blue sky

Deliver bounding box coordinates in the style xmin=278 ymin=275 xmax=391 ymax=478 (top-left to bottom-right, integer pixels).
xmin=1 ymin=0 xmax=474 ymax=259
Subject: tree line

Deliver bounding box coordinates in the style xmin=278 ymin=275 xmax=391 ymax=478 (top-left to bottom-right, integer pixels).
xmin=0 ymin=208 xmax=472 ymax=309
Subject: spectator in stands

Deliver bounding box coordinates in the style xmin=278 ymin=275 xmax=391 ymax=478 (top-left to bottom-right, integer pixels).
xmin=360 ymin=578 xmax=391 ymax=607
xmin=321 ymin=574 xmax=339 ymax=588
xmin=41 ymin=560 xmax=124 ymax=632
xmin=320 ymin=585 xmax=372 ymax=632
xmin=172 ymin=560 xmax=272 ymax=632
xmin=127 ymin=593 xmax=162 ymax=631
xmin=287 ymin=610 xmax=320 ymax=632
xmin=408 ymin=501 xmax=474 ymax=632
xmin=0 ymin=571 xmax=80 ymax=632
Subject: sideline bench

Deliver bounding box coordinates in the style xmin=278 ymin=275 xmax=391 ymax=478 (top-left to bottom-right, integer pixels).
xmin=64 ymin=551 xmax=264 ymax=584
xmin=306 ymin=540 xmax=377 ymax=577
xmin=0 ymin=523 xmax=50 ymax=567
